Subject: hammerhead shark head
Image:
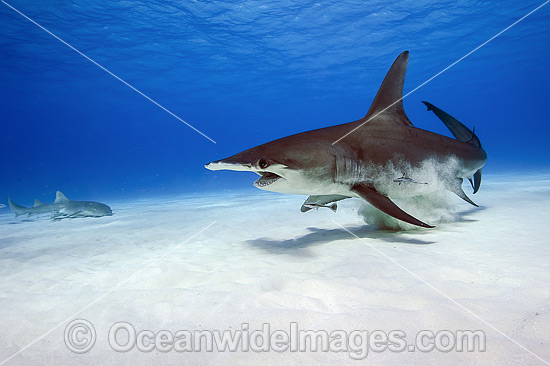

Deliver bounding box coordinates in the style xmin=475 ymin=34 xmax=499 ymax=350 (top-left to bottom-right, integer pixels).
xmin=205 ymin=51 xmax=487 ymax=228
xmin=8 ymin=191 xmax=112 ymax=220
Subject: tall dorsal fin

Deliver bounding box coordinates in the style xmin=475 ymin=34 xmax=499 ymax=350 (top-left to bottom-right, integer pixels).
xmin=54 ymin=191 xmax=70 ymax=203
xmin=364 ymin=51 xmax=412 ymax=126
xmin=33 ymin=199 xmax=46 ymax=207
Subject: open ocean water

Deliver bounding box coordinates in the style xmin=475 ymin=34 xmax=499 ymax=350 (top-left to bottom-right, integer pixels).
xmin=1 ymin=1 xmax=550 ymax=365
xmin=1 ymin=0 xmax=549 ymax=201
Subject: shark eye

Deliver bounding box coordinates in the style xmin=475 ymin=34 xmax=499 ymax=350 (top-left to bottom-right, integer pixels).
xmin=258 ymin=158 xmax=269 ymax=169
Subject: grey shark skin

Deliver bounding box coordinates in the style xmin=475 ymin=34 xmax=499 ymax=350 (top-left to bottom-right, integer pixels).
xmin=8 ymin=191 xmax=112 ymax=220
xmin=205 ymin=51 xmax=487 ymax=228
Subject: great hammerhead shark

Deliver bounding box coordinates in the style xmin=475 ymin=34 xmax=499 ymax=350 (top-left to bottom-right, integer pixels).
xmin=205 ymin=51 xmax=487 ymax=228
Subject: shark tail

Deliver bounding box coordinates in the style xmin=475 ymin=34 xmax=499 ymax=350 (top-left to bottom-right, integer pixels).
xmin=471 ymin=169 xmax=482 ymax=194
xmin=422 ymin=101 xmax=481 ymax=148
xmin=422 ymin=101 xmax=483 ymax=194
xmin=8 ymin=198 xmax=28 ymax=217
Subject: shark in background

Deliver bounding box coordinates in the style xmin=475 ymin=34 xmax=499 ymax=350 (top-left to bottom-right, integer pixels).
xmin=8 ymin=191 xmax=112 ymax=221
xmin=205 ymin=51 xmax=487 ymax=228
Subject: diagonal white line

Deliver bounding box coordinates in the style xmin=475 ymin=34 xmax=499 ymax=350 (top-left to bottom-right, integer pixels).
xmin=0 ymin=221 xmax=216 ymax=365
xmin=333 ymin=220 xmax=550 ymax=366
xmin=332 ymin=1 xmax=549 ymax=145
xmin=1 ymin=0 xmax=216 ymax=144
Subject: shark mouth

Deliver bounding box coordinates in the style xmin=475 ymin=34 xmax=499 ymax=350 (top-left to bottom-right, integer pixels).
xmin=254 ymin=172 xmax=282 ymax=187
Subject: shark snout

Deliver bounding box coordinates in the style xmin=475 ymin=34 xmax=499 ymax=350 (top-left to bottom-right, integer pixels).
xmin=205 ymin=160 xmax=252 ymax=172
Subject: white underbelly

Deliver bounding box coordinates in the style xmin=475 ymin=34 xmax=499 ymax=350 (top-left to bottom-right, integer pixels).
xmin=258 ymin=156 xmax=469 ymax=199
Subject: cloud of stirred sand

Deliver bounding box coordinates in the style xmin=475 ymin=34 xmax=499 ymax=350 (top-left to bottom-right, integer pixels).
xmin=356 ymin=157 xmax=468 ymax=231
xmin=358 ymin=192 xmax=460 ymax=231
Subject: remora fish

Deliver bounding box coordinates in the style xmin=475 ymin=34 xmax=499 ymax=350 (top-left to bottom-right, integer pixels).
xmin=300 ymin=195 xmax=348 ymax=213
xmin=8 ymin=191 xmax=112 ymax=220
xmin=393 ymin=174 xmax=428 ymax=185
xmin=205 ymin=51 xmax=487 ymax=228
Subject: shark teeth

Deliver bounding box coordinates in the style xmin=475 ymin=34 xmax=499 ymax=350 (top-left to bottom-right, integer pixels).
xmin=254 ymin=172 xmax=282 ymax=187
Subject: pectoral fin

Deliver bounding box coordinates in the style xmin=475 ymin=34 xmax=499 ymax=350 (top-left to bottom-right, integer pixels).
xmin=51 ymin=210 xmax=83 ymax=221
xmin=352 ymin=183 xmax=434 ymax=228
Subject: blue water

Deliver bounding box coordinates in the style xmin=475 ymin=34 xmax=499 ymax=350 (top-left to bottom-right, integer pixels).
xmin=1 ymin=0 xmax=549 ymax=203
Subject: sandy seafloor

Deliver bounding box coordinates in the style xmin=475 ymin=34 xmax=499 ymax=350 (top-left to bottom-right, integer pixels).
xmin=0 ymin=172 xmax=549 ymax=365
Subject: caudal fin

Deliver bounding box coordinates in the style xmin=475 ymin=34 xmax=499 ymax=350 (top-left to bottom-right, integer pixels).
xmin=422 ymin=101 xmax=484 ymax=194
xmin=422 ymin=101 xmax=481 ymax=148
xmin=472 ymin=169 xmax=482 ymax=194
xmin=8 ymin=198 xmax=28 ymax=217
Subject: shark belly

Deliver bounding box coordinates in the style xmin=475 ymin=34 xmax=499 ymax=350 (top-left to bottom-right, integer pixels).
xmin=257 ymin=172 xmax=355 ymax=197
